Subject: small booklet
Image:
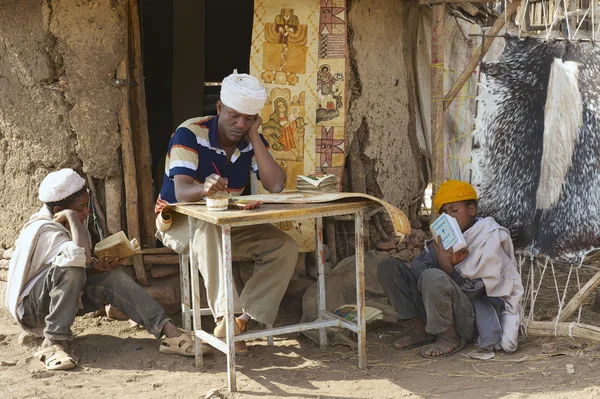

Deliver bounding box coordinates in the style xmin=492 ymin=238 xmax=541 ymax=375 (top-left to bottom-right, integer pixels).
xmin=430 ymin=213 xmax=466 ymax=251
xmin=333 ymin=304 xmax=383 ymax=324
xmin=296 ymin=174 xmax=338 ymax=193
xmin=94 ymin=231 xmax=142 ymax=261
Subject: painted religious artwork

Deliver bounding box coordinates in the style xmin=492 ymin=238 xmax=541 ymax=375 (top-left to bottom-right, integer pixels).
xmin=316 ymin=126 xmax=344 ymax=170
xmin=262 ymin=8 xmax=308 ymax=86
xmin=261 ymin=89 xmax=307 ymax=191
xmin=316 ymin=63 xmax=344 ymax=124
xmin=251 ymin=0 xmax=347 ymax=251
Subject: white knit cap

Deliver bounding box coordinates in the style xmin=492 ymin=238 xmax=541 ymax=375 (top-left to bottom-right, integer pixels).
xmin=39 ymin=168 xmax=86 ymax=203
xmin=220 ymin=70 xmax=267 ymax=115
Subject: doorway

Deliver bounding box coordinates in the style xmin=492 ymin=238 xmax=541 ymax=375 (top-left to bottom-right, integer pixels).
xmin=139 ymin=0 xmax=254 ymax=197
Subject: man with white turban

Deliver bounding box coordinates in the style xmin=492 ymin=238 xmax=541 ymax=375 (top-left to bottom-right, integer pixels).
xmin=6 ymin=169 xmax=205 ymax=371
xmin=155 ymin=71 xmax=297 ymax=354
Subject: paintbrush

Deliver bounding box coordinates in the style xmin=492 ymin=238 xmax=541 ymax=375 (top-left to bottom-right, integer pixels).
xmin=211 ymin=162 xmax=234 ymax=202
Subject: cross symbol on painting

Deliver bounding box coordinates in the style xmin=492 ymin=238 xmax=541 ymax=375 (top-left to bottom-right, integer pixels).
xmin=316 ymin=127 xmax=345 ymax=167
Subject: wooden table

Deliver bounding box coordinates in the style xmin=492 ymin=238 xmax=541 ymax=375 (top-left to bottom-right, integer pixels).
xmin=173 ymin=199 xmax=374 ymax=392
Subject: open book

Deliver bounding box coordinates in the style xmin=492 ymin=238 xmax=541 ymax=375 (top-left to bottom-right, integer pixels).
xmin=94 ymin=231 xmax=142 ymax=261
xmin=430 ymin=213 xmax=466 ymax=251
xmin=333 ymin=304 xmax=383 ymax=324
xmin=296 ymin=174 xmax=338 ymax=193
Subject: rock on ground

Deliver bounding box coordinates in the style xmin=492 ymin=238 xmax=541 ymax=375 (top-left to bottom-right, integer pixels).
xmin=301 ymin=250 xmax=390 ymax=323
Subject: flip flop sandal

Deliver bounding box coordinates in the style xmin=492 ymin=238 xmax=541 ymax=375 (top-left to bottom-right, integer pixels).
xmin=34 ymin=345 xmax=76 ymax=371
xmin=213 ymin=317 xmax=245 ymax=338
xmin=235 ymin=341 xmax=250 ymax=356
xmin=159 ymin=334 xmax=212 ymax=357
xmin=419 ymin=336 xmax=466 ymax=358
xmin=393 ymin=330 xmax=435 ymax=350
xmin=214 ymin=318 xmax=250 ymax=356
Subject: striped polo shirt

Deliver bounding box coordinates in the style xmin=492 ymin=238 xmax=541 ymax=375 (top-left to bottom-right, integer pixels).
xmin=155 ymin=115 xmax=268 ymax=214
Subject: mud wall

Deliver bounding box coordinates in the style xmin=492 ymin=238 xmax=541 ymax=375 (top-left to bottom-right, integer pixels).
xmin=0 ymin=0 xmax=126 ymax=248
xmin=345 ymin=0 xmax=426 ymax=223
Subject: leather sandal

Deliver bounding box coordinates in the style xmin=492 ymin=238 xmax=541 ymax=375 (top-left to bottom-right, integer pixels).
xmin=214 ymin=317 xmax=249 ymax=356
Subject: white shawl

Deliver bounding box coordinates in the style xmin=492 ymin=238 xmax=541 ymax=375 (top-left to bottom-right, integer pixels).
xmin=5 ymin=207 xmax=87 ymax=329
xmin=456 ymin=217 xmax=524 ymax=352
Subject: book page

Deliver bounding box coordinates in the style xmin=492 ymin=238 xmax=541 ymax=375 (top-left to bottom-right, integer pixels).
xmin=94 ymin=231 xmax=141 ymax=261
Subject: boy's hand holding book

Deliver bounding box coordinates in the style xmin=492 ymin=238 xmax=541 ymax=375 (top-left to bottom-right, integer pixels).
xmin=91 ymin=257 xmax=120 ymax=273
xmin=432 ymin=236 xmax=469 ymax=274
xmin=430 ymin=213 xmax=469 ymax=273
xmin=93 ymin=231 xmax=142 ymax=271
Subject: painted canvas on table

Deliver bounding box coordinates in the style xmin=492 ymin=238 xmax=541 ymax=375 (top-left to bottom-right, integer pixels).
xmin=251 ymin=0 xmax=347 ymax=251
xmin=472 ymin=36 xmax=600 ymax=260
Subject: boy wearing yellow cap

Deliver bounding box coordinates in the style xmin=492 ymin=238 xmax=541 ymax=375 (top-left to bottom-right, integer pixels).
xmin=378 ymin=180 xmax=523 ymax=357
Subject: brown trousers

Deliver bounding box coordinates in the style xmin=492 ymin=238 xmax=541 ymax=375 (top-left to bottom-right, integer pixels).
xmin=157 ymin=213 xmax=298 ymax=325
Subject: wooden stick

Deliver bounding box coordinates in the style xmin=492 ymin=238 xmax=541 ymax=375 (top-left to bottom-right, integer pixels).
xmin=556 ymin=271 xmax=600 ymax=322
xmin=526 ymin=320 xmax=600 ymax=343
xmin=128 ymin=0 xmax=156 ymax=249
xmin=443 ymin=0 xmax=520 ymax=111
xmin=117 ymin=54 xmax=148 ymax=286
xmin=420 ymin=0 xmax=494 ymax=4
xmin=86 ymin=174 xmax=108 ymax=238
xmin=123 ymin=254 xmax=180 ymax=265
xmin=141 ymin=247 xmax=176 ymax=255
xmin=431 ymin=3 xmax=446 ymax=211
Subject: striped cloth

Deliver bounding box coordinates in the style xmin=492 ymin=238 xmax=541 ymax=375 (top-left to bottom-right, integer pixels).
xmin=155 ymin=116 xmax=268 ymax=215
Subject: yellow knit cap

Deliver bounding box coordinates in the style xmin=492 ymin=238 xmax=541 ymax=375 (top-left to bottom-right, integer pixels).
xmin=433 ymin=180 xmax=478 ymax=213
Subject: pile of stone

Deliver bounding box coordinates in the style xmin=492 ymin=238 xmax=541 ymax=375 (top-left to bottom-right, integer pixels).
xmin=144 ymin=263 xmax=181 ymax=314
xmin=375 ymin=224 xmax=431 ymax=263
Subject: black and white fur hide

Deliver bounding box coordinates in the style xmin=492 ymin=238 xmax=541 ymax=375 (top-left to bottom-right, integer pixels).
xmin=472 ymin=36 xmax=600 ymax=260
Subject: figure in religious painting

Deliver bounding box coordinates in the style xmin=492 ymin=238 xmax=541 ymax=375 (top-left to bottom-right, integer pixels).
xmin=316 ymin=65 xmax=344 ymax=123
xmin=275 ymin=9 xmax=299 ymax=45
xmin=262 ymin=98 xmax=306 ymax=152
xmin=262 ymin=8 xmax=308 ymax=85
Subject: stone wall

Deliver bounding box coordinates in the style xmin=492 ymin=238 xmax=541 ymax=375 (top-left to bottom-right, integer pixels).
xmin=345 ymin=0 xmax=427 ymax=222
xmin=0 ymin=0 xmax=126 ymax=248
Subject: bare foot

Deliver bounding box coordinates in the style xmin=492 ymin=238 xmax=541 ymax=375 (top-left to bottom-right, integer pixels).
xmin=393 ymin=330 xmax=434 ymax=349
xmin=421 ymin=326 xmax=462 ymax=357
xmin=41 ymin=338 xmax=69 ymax=349
xmin=162 ymin=321 xmax=182 ymax=338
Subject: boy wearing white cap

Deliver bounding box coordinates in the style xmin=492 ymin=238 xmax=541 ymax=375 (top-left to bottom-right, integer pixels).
xmin=6 ymin=169 xmax=204 ymax=371
xmin=155 ymin=71 xmax=298 ymax=354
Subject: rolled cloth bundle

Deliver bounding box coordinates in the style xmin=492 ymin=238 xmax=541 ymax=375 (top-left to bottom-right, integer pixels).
xmin=156 ymin=207 xmax=173 ymax=232
xmin=220 ymin=70 xmax=267 ymax=115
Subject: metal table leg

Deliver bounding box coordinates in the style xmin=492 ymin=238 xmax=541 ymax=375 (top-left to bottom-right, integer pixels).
xmin=222 ymin=224 xmax=237 ymax=392
xmin=188 ymin=217 xmax=204 ymax=368
xmin=355 ymin=210 xmax=367 ymax=369
xmin=316 ymin=217 xmax=328 ymax=350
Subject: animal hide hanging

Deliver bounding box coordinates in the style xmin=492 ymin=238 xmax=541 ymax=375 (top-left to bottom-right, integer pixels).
xmin=471 ymin=36 xmax=600 ymax=260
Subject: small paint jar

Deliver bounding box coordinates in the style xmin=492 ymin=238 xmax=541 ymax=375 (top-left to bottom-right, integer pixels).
xmin=206 ymin=196 xmax=229 ymax=211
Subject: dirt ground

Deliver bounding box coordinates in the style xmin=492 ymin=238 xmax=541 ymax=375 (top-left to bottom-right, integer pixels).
xmin=2 ymin=300 xmax=600 ymax=399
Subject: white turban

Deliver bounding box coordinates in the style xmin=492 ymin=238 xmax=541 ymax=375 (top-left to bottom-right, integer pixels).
xmin=39 ymin=168 xmax=86 ymax=203
xmin=220 ymin=71 xmax=267 ymax=115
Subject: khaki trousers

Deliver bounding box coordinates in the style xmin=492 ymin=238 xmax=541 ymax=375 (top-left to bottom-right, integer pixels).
xmin=157 ymin=213 xmax=298 ymax=325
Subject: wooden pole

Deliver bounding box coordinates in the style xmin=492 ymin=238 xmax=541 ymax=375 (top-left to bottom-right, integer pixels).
xmin=526 ymin=320 xmax=600 ymax=343
xmin=128 ymin=0 xmax=156 ymax=249
xmin=86 ymin=175 xmax=108 ymax=238
xmin=431 ymin=3 xmax=446 ymax=207
xmin=443 ymin=0 xmax=520 ymax=111
xmin=122 ymin=254 xmax=180 ymax=266
xmin=555 ymin=271 xmax=600 ymax=322
xmin=117 ymin=56 xmax=148 ymax=286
